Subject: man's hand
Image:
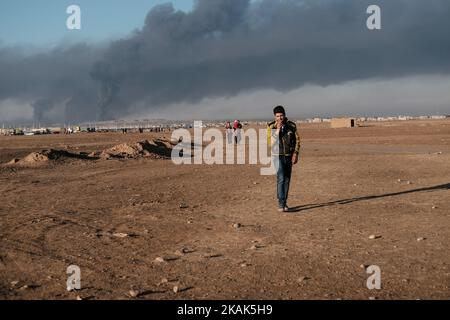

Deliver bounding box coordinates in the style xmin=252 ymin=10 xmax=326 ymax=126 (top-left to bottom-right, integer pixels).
xmin=292 ymin=153 xmax=298 ymax=165
xmin=276 ymin=119 xmax=283 ymax=130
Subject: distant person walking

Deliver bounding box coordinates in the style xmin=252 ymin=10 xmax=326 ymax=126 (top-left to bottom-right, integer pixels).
xmin=225 ymin=121 xmax=233 ymax=144
xmin=233 ymin=119 xmax=242 ymax=144
xmin=267 ymin=106 xmax=300 ymax=212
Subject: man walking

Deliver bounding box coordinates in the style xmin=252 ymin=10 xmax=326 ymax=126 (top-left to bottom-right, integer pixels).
xmin=267 ymin=106 xmax=300 ymax=212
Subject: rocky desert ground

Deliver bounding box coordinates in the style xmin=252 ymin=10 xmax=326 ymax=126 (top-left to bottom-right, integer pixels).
xmin=0 ymin=119 xmax=449 ymax=300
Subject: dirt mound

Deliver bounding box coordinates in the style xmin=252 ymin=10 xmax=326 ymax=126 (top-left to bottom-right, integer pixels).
xmin=6 ymin=149 xmax=93 ymax=167
xmin=21 ymin=152 xmax=51 ymax=164
xmin=5 ymin=139 xmax=173 ymax=167
xmin=96 ymin=139 xmax=172 ymax=159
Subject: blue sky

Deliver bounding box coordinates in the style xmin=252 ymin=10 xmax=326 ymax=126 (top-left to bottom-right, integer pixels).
xmin=0 ymin=0 xmax=194 ymax=47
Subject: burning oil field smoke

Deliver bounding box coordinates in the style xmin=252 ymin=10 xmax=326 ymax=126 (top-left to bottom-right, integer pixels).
xmin=1 ymin=0 xmax=450 ymax=123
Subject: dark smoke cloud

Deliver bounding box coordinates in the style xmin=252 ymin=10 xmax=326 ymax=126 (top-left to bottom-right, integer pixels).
xmin=1 ymin=0 xmax=450 ymax=123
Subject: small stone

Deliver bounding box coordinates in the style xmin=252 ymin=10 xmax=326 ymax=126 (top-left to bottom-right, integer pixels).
xmin=11 ymin=281 xmax=19 ymax=287
xmin=432 ymin=206 xmax=437 ymax=209
xmin=253 ymin=182 xmax=258 ymax=185
xmin=154 ymin=257 xmax=165 ymax=263
xmin=76 ymin=295 xmax=83 ymax=300
xmin=113 ymin=233 xmax=129 ymax=238
xmin=250 ymin=245 xmax=258 ymax=250
xmin=297 ymin=276 xmax=309 ymax=282
xmin=406 ymin=181 xmax=412 ymax=184
xmin=369 ymin=296 xmax=377 ymax=300
xmin=19 ymin=285 xmax=29 ymax=291
xmin=173 ymin=286 xmax=179 ymax=293
xmin=417 ymin=237 xmax=426 ymax=241
xmin=369 ymin=235 xmax=381 ymax=240
xmin=179 ymin=203 xmax=189 ymax=209
xmin=360 ymin=264 xmax=368 ymax=269
xmin=175 ymin=247 xmax=191 ymax=255
xmin=129 ymin=290 xmax=139 ymax=298
xmin=160 ymin=278 xmax=169 ymax=284
xmin=240 ymin=263 xmax=248 ymax=267
xmin=233 ymin=223 xmax=241 ymax=229
xmin=326 ymin=228 xmax=334 ymax=232
xmin=353 ymin=184 xmax=358 ymax=186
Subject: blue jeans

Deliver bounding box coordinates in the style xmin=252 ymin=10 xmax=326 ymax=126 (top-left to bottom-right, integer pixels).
xmin=276 ymin=155 xmax=292 ymax=208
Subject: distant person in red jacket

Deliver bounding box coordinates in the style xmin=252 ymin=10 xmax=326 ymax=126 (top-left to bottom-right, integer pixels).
xmin=233 ymin=120 xmax=242 ymax=144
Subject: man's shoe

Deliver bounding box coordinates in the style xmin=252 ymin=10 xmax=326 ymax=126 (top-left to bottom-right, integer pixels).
xmin=277 ymin=207 xmax=285 ymax=212
xmin=284 ymin=206 xmax=290 ymax=212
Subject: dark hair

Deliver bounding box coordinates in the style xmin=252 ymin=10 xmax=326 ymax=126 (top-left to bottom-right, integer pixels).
xmin=273 ymin=105 xmax=286 ymax=115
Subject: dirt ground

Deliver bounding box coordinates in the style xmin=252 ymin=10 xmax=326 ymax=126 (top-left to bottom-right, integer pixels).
xmin=0 ymin=119 xmax=449 ymax=300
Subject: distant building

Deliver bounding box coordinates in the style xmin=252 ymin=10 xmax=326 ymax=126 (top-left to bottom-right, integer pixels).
xmin=330 ymin=118 xmax=356 ymax=128
xmin=0 ymin=128 xmax=14 ymax=135
xmin=430 ymin=115 xmax=445 ymax=119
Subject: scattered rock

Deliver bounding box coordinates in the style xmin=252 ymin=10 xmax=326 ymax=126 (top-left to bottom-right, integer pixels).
xmin=175 ymin=247 xmax=192 ymax=255
xmin=233 ymin=223 xmax=241 ymax=229
xmin=417 ymin=237 xmax=426 ymax=242
xmin=76 ymin=295 xmax=83 ymax=300
xmin=432 ymin=206 xmax=437 ymax=209
xmin=113 ymin=233 xmax=129 ymax=238
xmin=406 ymin=181 xmax=412 ymax=185
xmin=19 ymin=285 xmax=29 ymax=291
xmin=173 ymin=286 xmax=179 ymax=293
xmin=129 ymin=290 xmax=140 ymax=298
xmin=154 ymin=257 xmax=165 ymax=263
xmin=369 ymin=235 xmax=381 ymax=240
xmin=179 ymin=203 xmax=189 ymax=209
xmin=10 ymin=281 xmax=19 ymax=287
xmin=369 ymin=296 xmax=377 ymax=300
xmin=297 ymin=276 xmax=310 ymax=283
